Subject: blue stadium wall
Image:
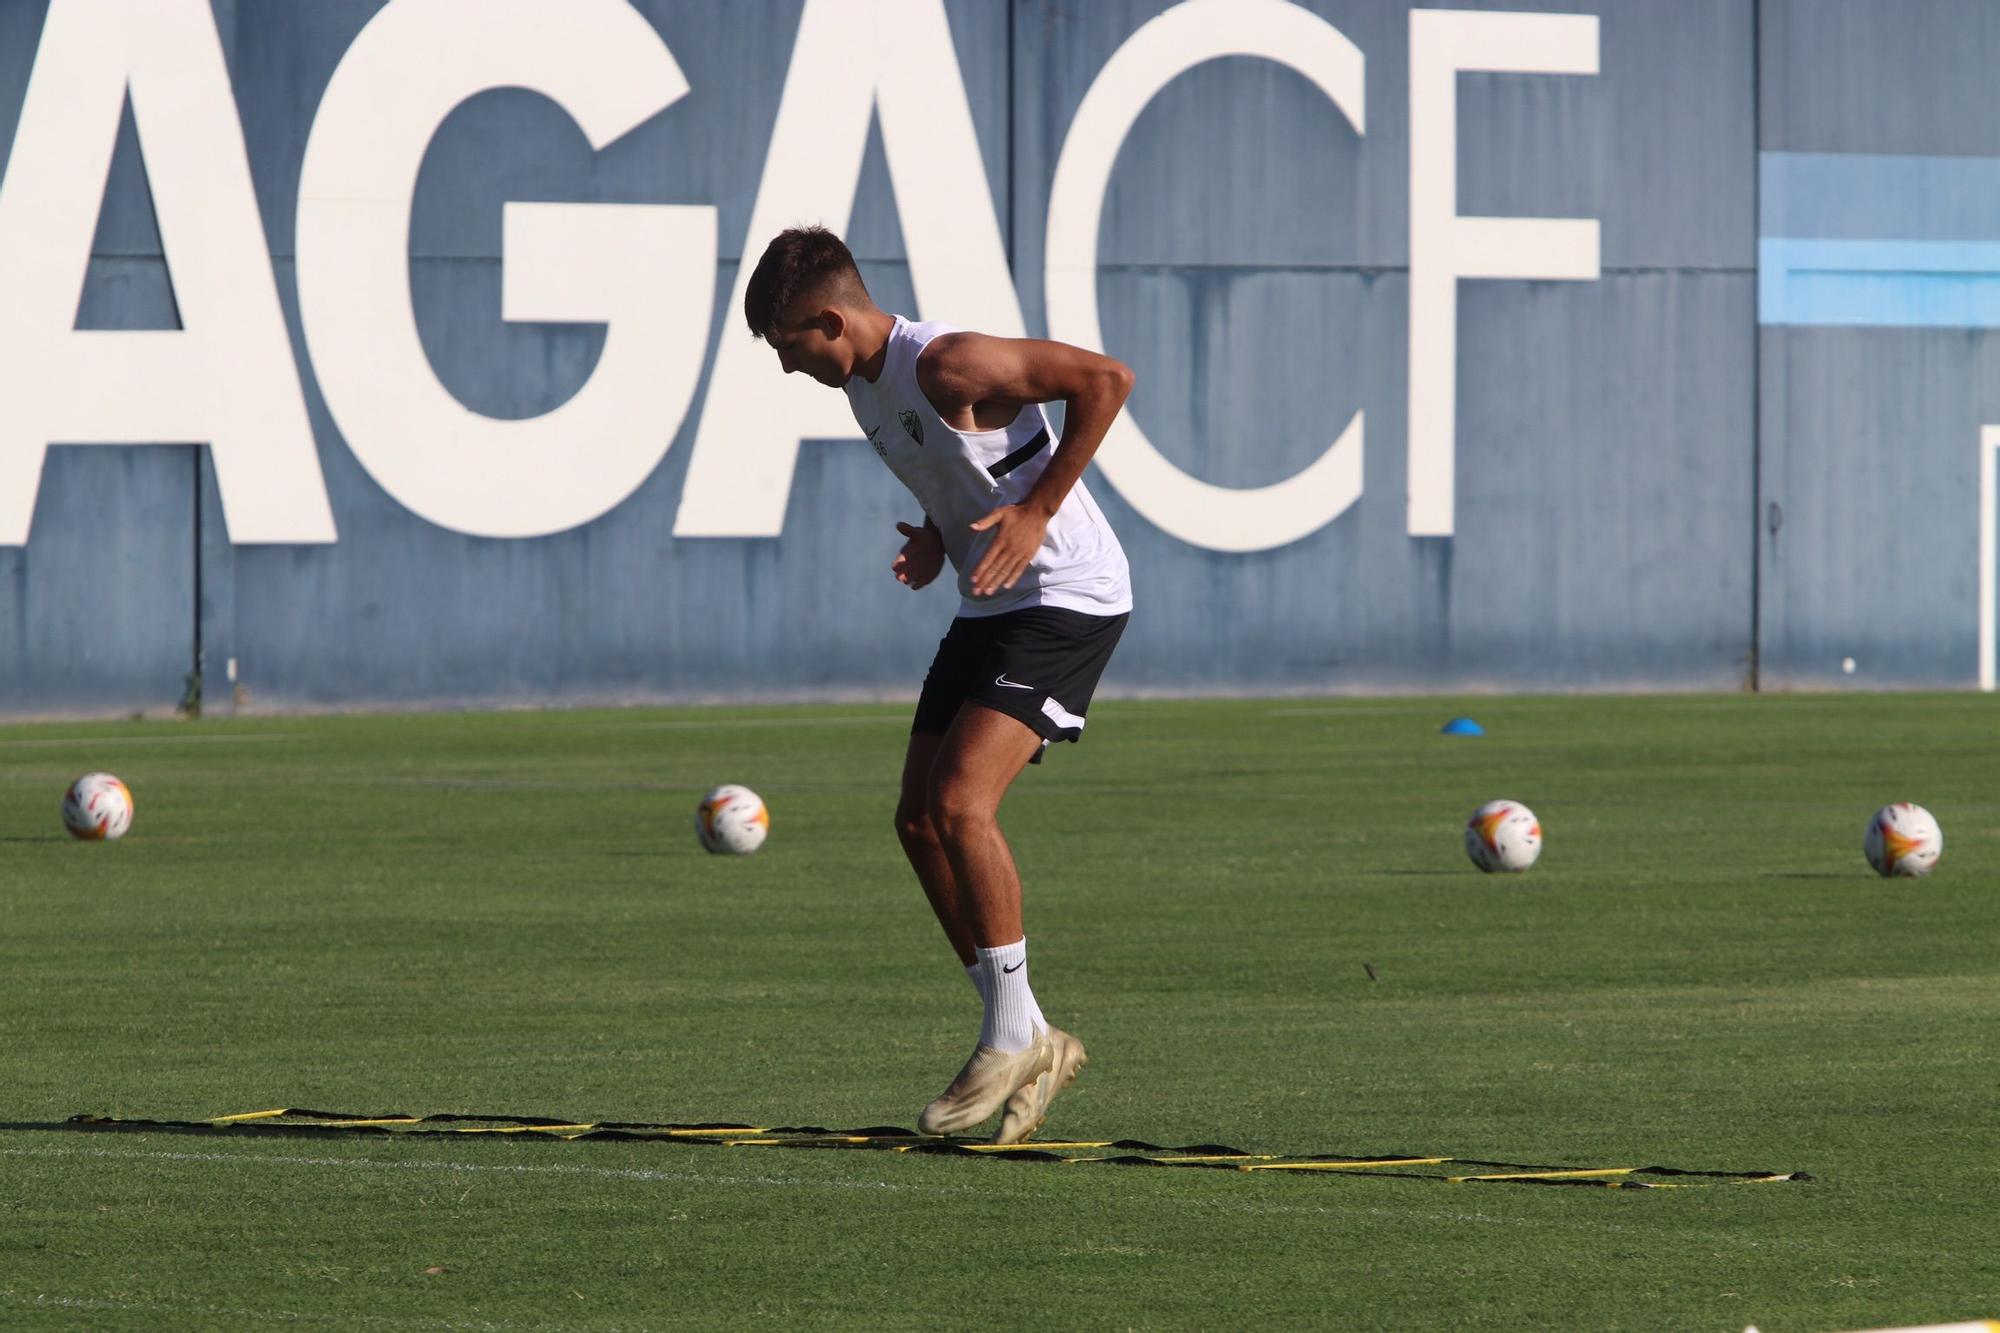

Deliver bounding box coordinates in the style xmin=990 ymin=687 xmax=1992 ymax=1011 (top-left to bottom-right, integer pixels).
xmin=0 ymin=0 xmax=1994 ymax=715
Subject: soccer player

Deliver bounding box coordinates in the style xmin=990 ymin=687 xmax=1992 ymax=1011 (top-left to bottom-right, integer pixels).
xmin=744 ymin=226 xmax=1134 ymax=1144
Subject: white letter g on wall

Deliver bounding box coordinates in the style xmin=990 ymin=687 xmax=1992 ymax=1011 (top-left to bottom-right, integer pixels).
xmin=296 ymin=0 xmax=716 ymax=540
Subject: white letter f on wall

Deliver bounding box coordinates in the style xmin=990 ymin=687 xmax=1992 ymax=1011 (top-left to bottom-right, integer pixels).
xmin=1407 ymin=9 xmax=1599 ymax=539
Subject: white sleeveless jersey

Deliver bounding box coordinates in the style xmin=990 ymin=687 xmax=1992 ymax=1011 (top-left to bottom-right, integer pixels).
xmin=844 ymin=317 xmax=1132 ymax=618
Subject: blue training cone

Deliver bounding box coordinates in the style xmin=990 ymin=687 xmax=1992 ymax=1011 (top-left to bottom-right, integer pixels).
xmin=1440 ymin=717 xmax=1485 ymax=737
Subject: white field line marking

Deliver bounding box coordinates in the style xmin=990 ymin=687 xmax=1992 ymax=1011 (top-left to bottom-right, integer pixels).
xmin=1825 ymin=1325 xmax=2000 ymax=1333
xmin=1269 ymin=696 xmax=1985 ymax=717
xmin=0 ymin=773 xmax=895 ymax=798
xmin=1982 ymin=425 xmax=1998 ymax=691
xmin=597 ymin=715 xmax=906 ymax=731
xmin=0 ymin=733 xmax=305 ymax=749
xmin=0 ymin=1289 xmax=520 ymax=1331
xmin=0 ymin=1144 xmax=1832 ymax=1247
xmin=0 ymin=770 xmax=1306 ymax=804
xmin=0 ymin=716 xmax=891 ymax=751
xmin=274 ymin=776 xmax=792 ymax=793
xmin=1266 ymin=705 xmax=1461 ymax=718
xmin=0 ymin=1144 xmax=962 ymax=1194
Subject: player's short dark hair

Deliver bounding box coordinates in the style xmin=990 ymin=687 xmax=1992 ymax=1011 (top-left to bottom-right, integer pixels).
xmin=743 ymin=226 xmax=866 ymax=339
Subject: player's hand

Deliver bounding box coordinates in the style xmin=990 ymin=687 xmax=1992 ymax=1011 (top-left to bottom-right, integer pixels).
xmin=967 ymin=504 xmax=1050 ymax=597
xmin=891 ymin=520 xmax=945 ymax=590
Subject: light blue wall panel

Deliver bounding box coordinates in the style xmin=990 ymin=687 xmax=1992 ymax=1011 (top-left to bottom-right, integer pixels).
xmin=39 ymin=0 xmax=1999 ymax=710
xmin=0 ymin=449 xmax=195 ymax=715
xmin=1757 ymin=329 xmax=2000 ymax=687
xmin=1760 ymin=0 xmax=2000 ymax=158
xmin=0 ymin=2 xmax=195 ymax=714
xmin=1757 ymin=0 xmax=2000 ymax=687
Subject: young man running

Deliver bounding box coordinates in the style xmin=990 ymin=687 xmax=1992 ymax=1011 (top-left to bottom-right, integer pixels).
xmin=744 ymin=226 xmax=1134 ymax=1144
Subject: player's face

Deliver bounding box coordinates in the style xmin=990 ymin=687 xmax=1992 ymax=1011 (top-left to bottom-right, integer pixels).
xmin=766 ymin=309 xmax=851 ymax=387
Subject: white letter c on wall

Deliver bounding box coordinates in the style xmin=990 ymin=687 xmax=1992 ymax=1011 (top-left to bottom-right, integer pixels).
xmin=1044 ymin=0 xmax=1364 ymax=553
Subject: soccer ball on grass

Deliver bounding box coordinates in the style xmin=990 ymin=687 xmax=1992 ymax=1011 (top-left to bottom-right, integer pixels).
xmin=1863 ymin=802 xmax=1941 ymax=878
xmin=695 ymin=784 xmax=769 ymax=855
xmin=63 ymin=772 xmax=134 ymax=841
xmin=1464 ymin=799 xmax=1541 ymax=873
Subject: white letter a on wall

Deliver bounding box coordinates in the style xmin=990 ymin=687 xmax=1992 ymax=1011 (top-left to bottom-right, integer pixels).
xmin=674 ymin=0 xmax=1025 ymax=538
xmin=0 ymin=0 xmax=335 ymax=545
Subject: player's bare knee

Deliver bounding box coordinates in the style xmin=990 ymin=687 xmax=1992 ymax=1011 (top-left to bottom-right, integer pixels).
xmin=894 ymin=801 xmax=937 ymax=848
xmin=927 ymin=780 xmax=995 ymax=844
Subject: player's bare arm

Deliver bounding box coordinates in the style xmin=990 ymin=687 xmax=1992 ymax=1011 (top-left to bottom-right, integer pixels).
xmin=915 ymin=334 xmax=1135 ymax=597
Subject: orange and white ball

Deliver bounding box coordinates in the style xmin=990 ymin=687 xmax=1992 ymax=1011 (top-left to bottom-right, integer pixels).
xmin=62 ymin=772 xmax=134 ymax=841
xmin=695 ymin=784 xmax=769 ymax=855
xmin=1864 ymin=802 xmax=1941 ymax=878
xmin=1464 ymin=799 xmax=1541 ymax=873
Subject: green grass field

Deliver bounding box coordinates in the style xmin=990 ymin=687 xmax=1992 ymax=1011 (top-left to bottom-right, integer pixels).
xmin=1 ymin=696 xmax=1996 ymax=1330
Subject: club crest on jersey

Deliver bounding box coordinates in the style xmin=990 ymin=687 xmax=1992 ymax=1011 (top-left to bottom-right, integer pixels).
xmin=898 ymin=409 xmax=925 ymax=447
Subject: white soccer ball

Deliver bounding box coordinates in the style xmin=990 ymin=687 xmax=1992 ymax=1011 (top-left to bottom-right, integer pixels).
xmin=1464 ymin=799 xmax=1541 ymax=873
xmin=62 ymin=772 xmax=134 ymax=842
xmin=1863 ymin=802 xmax=1942 ymax=878
xmin=695 ymin=784 xmax=769 ymax=855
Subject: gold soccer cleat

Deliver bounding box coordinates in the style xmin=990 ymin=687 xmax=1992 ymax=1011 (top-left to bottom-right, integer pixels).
xmin=917 ymin=1030 xmax=1054 ymax=1136
xmin=992 ymin=1026 xmax=1087 ymax=1146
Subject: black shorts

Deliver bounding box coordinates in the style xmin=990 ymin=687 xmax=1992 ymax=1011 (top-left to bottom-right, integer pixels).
xmin=912 ymin=606 xmax=1129 ymax=758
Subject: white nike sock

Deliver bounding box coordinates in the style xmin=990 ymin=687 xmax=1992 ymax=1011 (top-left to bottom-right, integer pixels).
xmin=974 ymin=956 xmax=1047 ymax=1033
xmin=976 ymin=938 xmax=1047 ymax=1052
